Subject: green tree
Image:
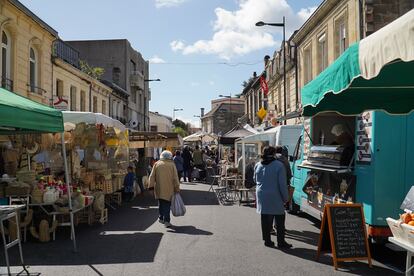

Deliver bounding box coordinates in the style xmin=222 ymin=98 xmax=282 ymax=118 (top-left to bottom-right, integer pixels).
xmin=173 ymin=126 xmax=187 ymax=137
xmin=173 ymin=119 xmax=188 ymax=132
xmin=79 ymin=60 xmax=105 ymax=79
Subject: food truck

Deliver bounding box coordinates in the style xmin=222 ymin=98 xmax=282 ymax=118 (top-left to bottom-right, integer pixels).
xmin=291 ymin=10 xmax=414 ymax=241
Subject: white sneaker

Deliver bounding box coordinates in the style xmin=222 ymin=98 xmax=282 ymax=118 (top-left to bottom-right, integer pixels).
xmin=164 ymin=222 xmax=173 ymax=228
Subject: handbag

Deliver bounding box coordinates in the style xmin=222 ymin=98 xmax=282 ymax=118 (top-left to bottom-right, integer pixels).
xmin=171 ymin=193 xmax=186 ymax=217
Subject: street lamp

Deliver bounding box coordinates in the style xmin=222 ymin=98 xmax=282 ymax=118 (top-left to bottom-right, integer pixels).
xmin=218 ymin=93 xmax=233 ymax=128
xmin=143 ymin=78 xmax=161 ymax=131
xmin=173 ymin=108 xmax=183 ymax=120
xmin=256 ymin=17 xmax=287 ymax=125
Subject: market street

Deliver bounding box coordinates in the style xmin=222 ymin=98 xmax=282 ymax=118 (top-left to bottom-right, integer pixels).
xmin=0 ymin=182 xmax=404 ymax=276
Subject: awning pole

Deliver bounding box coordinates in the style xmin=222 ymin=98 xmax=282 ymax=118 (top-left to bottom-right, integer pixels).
xmin=242 ymin=142 xmax=246 ymax=187
xmin=61 ymin=133 xmax=77 ymax=252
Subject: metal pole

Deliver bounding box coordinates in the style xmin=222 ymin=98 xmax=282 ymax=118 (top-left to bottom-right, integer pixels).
xmin=61 ymin=133 xmax=77 ymax=252
xmin=283 ymin=16 xmax=287 ymax=125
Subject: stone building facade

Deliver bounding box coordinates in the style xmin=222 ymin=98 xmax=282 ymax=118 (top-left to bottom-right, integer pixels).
xmin=149 ymin=111 xmax=173 ymax=132
xmin=52 ymin=44 xmax=112 ymax=115
xmin=0 ymin=0 xmax=57 ymax=104
xmin=262 ymin=0 xmax=414 ymax=127
xmin=67 ymin=39 xmax=150 ymax=130
xmin=201 ymin=97 xmax=244 ymax=135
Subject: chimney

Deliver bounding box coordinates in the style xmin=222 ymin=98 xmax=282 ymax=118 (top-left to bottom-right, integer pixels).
xmin=264 ymin=55 xmax=270 ymax=67
xmin=253 ymin=71 xmax=257 ymax=78
xmin=200 ymin=108 xmax=205 ymax=117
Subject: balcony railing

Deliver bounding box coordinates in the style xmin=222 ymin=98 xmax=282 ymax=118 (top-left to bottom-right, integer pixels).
xmin=27 ymin=84 xmax=47 ymax=95
xmin=53 ymin=39 xmax=80 ymax=69
xmin=1 ymin=76 xmax=13 ymax=91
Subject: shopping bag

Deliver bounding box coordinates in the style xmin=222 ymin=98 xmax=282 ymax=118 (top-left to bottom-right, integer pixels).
xmin=171 ymin=193 xmax=186 ymax=217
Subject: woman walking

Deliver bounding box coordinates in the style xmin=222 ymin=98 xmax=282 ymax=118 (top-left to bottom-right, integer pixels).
xmin=254 ymin=146 xmax=292 ymax=248
xmin=149 ymin=150 xmax=180 ymax=227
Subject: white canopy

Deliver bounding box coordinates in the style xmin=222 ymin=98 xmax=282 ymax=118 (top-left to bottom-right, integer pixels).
xmin=237 ymin=126 xmax=279 ymax=144
xmin=62 ymin=111 xmax=126 ymax=131
xmin=183 ymin=131 xmax=217 ymax=143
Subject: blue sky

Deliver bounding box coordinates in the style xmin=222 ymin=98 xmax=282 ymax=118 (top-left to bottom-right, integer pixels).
xmin=21 ymin=0 xmax=322 ymax=126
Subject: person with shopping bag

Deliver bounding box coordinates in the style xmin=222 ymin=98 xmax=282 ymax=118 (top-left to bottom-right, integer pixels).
xmin=149 ymin=150 xmax=181 ymax=227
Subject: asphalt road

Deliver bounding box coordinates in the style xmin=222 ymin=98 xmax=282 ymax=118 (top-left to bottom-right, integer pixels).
xmin=0 ymin=183 xmax=405 ymax=276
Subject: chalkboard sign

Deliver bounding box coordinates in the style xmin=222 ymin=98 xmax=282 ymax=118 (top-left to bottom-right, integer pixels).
xmin=400 ymin=186 xmax=414 ymax=212
xmin=316 ymin=204 xmax=372 ymax=270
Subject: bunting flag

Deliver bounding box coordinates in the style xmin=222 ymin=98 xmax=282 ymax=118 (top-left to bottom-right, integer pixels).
xmin=260 ymin=75 xmax=269 ymax=96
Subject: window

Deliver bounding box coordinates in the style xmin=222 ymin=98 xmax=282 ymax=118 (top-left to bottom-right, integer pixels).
xmin=335 ymin=17 xmax=348 ymax=57
xmin=278 ymin=83 xmax=282 ymax=113
xmin=303 ymin=47 xmax=312 ymax=84
xmin=123 ymin=104 xmax=127 ymax=117
xmin=286 ymin=76 xmax=291 ymax=109
xmin=1 ymin=30 xmax=11 ymax=89
xmin=70 ymin=86 xmax=77 ymax=110
xmin=93 ymin=96 xmax=97 ymax=113
xmin=80 ymin=90 xmax=86 ymax=111
xmin=130 ymin=60 xmax=136 ymax=73
xmin=112 ymin=67 xmax=121 ymax=84
xmin=318 ymin=33 xmax=328 ymax=73
xmin=150 ymin=125 xmax=157 ymax=132
xmin=56 ymin=79 xmax=63 ymax=97
xmin=131 ymin=89 xmax=137 ymax=104
xmin=29 ymin=47 xmax=37 ymax=91
xmin=102 ymin=100 xmax=106 ymax=115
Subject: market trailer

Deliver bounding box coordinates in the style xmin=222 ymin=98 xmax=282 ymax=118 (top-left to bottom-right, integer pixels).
xmin=291 ymin=9 xmax=414 ymax=239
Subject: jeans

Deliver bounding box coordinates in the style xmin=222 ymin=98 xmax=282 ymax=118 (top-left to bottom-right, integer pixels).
xmin=261 ymin=214 xmax=286 ymax=245
xmin=159 ymin=199 xmax=171 ymax=223
xmin=183 ymin=169 xmax=192 ymax=182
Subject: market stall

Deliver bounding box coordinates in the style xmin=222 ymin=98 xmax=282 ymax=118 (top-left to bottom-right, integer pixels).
xmin=61 ymin=111 xmax=128 ymax=206
xmin=0 ymin=88 xmax=76 ymax=257
xmin=292 ymin=9 xmax=414 ymax=242
xmin=183 ymin=131 xmax=217 ymax=145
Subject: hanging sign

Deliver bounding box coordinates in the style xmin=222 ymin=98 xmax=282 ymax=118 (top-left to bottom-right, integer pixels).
xmin=316 ymin=203 xmax=372 ymax=270
xmin=257 ymin=107 xmax=267 ymax=120
xmin=356 ymin=111 xmax=372 ymax=164
xmin=53 ymin=96 xmax=69 ymax=111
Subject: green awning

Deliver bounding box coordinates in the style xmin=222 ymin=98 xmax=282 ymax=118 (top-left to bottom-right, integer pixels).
xmin=301 ymin=9 xmax=414 ymax=117
xmin=0 ymin=88 xmax=64 ymax=133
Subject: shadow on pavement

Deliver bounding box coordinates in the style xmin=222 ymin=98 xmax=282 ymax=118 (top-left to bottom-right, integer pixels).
xmin=275 ymin=247 xmax=399 ymax=275
xmin=285 ymin=229 xmax=320 ymax=246
xmin=180 ymin=189 xmax=219 ymax=206
xmin=167 ymin=225 xmax=213 ymax=236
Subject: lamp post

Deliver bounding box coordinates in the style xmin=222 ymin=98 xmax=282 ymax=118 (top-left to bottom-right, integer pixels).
xmin=256 ymin=17 xmax=287 ymax=125
xmin=218 ymin=93 xmax=233 ymax=128
xmin=173 ymin=108 xmax=183 ymax=121
xmin=194 ymin=115 xmax=201 ymax=131
xmin=143 ymin=78 xmax=161 ymax=131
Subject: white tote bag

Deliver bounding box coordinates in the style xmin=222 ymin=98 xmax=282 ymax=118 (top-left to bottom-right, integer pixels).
xmin=171 ymin=193 xmax=186 ymax=217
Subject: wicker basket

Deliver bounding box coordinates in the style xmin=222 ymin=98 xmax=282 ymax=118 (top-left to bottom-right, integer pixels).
xmin=31 ymin=187 xmax=44 ymax=203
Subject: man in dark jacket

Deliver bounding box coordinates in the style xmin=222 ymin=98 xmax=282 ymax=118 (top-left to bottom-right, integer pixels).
xmin=182 ymin=146 xmax=193 ymax=182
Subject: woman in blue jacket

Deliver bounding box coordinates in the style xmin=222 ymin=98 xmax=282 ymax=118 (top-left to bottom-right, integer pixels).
xmin=254 ymin=146 xmax=292 ymax=248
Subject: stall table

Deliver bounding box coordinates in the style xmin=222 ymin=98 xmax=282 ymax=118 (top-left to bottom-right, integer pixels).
xmin=389 ymin=237 xmax=414 ymax=276
xmin=0 ymin=205 xmax=29 ymax=275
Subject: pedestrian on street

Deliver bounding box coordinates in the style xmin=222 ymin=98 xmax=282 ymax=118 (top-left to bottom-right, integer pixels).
xmin=149 ymin=150 xmax=181 ymax=227
xmin=123 ymin=166 xmax=135 ymax=202
xmin=254 ymin=146 xmax=292 ymax=249
xmin=192 ymin=145 xmax=204 ymax=169
xmin=133 ymin=149 xmax=146 ymax=195
xmin=174 ymin=150 xmax=184 ymax=181
xmin=182 ymin=146 xmax=193 ymax=182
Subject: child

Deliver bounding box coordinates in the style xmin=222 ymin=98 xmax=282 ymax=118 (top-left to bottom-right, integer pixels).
xmin=123 ymin=166 xmax=135 ymax=202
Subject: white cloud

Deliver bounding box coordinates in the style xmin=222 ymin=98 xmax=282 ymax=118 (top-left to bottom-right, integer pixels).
xmin=155 ymin=0 xmax=187 ymax=8
xmin=297 ymin=6 xmax=318 ymax=22
xmin=170 ymin=0 xmax=317 ymax=59
xmin=149 ymin=55 xmax=166 ymax=64
xmin=170 ymin=40 xmax=185 ymax=52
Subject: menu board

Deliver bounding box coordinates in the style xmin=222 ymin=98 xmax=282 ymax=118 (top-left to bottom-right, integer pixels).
xmin=356 ymin=112 xmax=373 ymax=164
xmin=303 ymin=118 xmax=311 ymax=160
xmin=317 ymin=204 xmax=372 ymax=270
